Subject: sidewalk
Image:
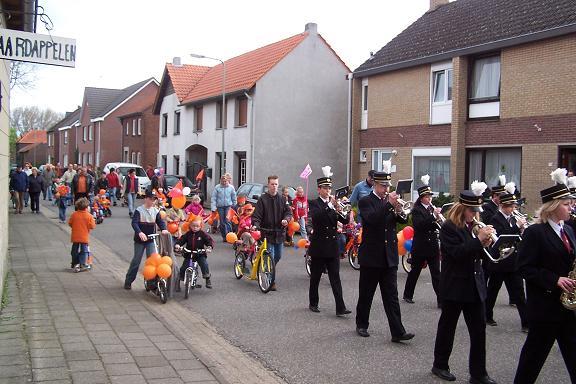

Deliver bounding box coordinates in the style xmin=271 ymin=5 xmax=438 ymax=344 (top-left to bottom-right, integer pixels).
xmin=1 ymin=207 xmax=286 ymax=384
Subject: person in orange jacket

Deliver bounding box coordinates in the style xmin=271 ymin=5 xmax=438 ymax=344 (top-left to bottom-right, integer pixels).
xmin=68 ymin=197 xmax=96 ymax=272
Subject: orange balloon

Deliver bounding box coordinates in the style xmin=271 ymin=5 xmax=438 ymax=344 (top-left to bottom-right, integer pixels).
xmin=297 ymin=238 xmax=309 ymax=248
xmin=160 ymin=256 xmax=173 ymax=267
xmin=159 ymin=210 xmax=167 ymax=220
xmin=181 ymin=222 xmax=189 ymax=233
xmin=142 ymin=265 xmax=157 ymax=280
xmin=147 ymin=253 xmax=162 ymax=266
xmin=172 ymin=196 xmax=186 ymax=209
xmin=226 ymin=232 xmax=238 ymax=244
xmin=167 ymin=222 xmax=179 ymax=234
xmin=289 ymin=221 xmax=300 ymax=232
xmin=144 ymin=257 xmax=156 ymax=267
xmin=156 ymin=263 xmax=172 ymax=279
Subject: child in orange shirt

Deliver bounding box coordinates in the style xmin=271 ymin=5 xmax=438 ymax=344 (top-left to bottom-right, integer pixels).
xmin=68 ymin=197 xmax=96 ymax=272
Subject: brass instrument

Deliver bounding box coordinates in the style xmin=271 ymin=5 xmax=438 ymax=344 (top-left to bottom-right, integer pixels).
xmin=471 ymin=218 xmax=516 ymax=263
xmin=329 ymin=195 xmax=351 ymax=219
xmin=430 ymin=204 xmax=446 ymax=229
xmin=561 ymin=259 xmax=576 ymax=310
xmin=395 ymin=198 xmax=413 ymax=220
xmin=512 ymin=209 xmax=531 ymax=230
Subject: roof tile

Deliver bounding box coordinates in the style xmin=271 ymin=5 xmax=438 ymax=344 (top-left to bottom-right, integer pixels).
xmin=166 ymin=64 xmax=211 ymax=101
xmin=18 ymin=130 xmax=46 ymax=144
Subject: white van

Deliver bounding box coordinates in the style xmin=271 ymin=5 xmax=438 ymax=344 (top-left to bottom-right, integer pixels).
xmin=102 ymin=162 xmax=150 ymax=196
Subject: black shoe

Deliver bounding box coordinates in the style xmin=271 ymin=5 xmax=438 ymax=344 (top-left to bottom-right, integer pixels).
xmin=309 ymin=305 xmax=320 ymax=313
xmin=356 ymin=327 xmax=370 ymax=337
xmin=469 ymin=375 xmax=497 ymax=384
xmin=403 ymin=297 xmax=415 ymax=304
xmin=205 ymin=278 xmax=212 ymax=289
xmin=336 ymin=309 xmax=351 ymax=317
xmin=129 ymin=212 xmax=133 ymax=218
xmin=123 ymin=283 xmax=131 ymax=290
xmin=113 ymin=202 xmax=117 ymax=206
xmin=391 ymin=332 xmax=415 ymax=343
xmin=486 ymin=319 xmax=497 ymax=326
xmin=431 ymin=367 xmax=456 ymax=381
xmin=521 ymin=326 xmax=529 ymax=333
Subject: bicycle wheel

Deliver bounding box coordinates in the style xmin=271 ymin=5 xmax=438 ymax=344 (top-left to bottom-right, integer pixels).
xmin=158 ymin=279 xmax=168 ymax=304
xmin=402 ymin=253 xmax=412 ymax=273
xmin=257 ymin=251 xmax=275 ymax=293
xmin=305 ymin=251 xmax=311 ymax=277
xmin=190 ymin=268 xmax=197 ymax=289
xmin=234 ymin=252 xmax=245 ymax=279
xmin=348 ymin=247 xmax=360 ymax=270
xmin=184 ymin=270 xmax=191 ymax=299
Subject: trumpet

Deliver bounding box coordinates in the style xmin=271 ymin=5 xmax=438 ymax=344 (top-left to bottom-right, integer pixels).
xmin=394 ymin=197 xmax=413 ymax=220
xmin=430 ymin=203 xmax=446 ymax=229
xmin=512 ymin=209 xmax=531 ymax=230
xmin=329 ymin=195 xmax=352 ymax=219
xmin=470 ymin=218 xmax=515 ymax=263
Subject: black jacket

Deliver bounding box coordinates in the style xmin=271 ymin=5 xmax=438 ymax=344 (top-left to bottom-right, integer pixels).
xmin=251 ymin=193 xmax=292 ymax=244
xmin=27 ymin=174 xmax=45 ymax=194
xmin=480 ymin=200 xmax=498 ymax=224
xmin=411 ymin=202 xmax=439 ymax=261
xmin=124 ymin=175 xmax=140 ymax=195
xmin=151 ymin=175 xmax=168 ymax=191
xmin=518 ymin=223 xmax=576 ymax=324
xmin=71 ymin=174 xmax=94 ymax=195
xmin=487 ymin=211 xmax=522 ymax=273
xmin=95 ymin=178 xmax=109 ymax=193
xmin=176 ymin=230 xmax=214 ymax=254
xmin=439 ymin=220 xmax=487 ymax=303
xmin=307 ymin=197 xmax=349 ymax=259
xmin=358 ymin=193 xmax=407 ymax=268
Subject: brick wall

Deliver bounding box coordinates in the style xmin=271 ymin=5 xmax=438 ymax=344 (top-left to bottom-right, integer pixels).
xmin=350 ymin=78 xmax=363 ymax=183
xmin=521 ymin=143 xmax=559 ymax=215
xmin=450 ymin=56 xmax=468 ymax=193
xmin=501 ymin=34 xmax=576 ymax=119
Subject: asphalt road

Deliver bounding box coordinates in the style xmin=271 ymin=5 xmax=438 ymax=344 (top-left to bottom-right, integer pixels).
xmin=40 ymin=199 xmax=570 ymax=384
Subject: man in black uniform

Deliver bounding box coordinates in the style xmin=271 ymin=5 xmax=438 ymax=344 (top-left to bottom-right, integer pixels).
xmin=355 ymin=167 xmax=414 ymax=343
xmin=403 ymin=177 xmax=441 ymax=306
xmin=307 ymin=169 xmax=351 ymax=316
xmin=480 ymin=176 xmax=505 ymax=224
xmin=485 ymin=187 xmax=528 ymax=331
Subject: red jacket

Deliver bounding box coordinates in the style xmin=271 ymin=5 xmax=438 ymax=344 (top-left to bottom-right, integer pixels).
xmin=106 ymin=172 xmax=120 ymax=188
xmin=292 ymin=195 xmax=308 ymax=219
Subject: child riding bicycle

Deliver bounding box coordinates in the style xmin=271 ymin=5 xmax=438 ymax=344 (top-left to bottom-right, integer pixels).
xmin=175 ymin=218 xmax=214 ymax=288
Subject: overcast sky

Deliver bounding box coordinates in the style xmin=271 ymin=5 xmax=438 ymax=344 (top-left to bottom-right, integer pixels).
xmin=11 ymin=0 xmax=433 ymax=113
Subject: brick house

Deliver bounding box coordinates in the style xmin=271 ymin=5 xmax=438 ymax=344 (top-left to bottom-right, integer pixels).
xmin=16 ymin=130 xmax=47 ymax=167
xmin=350 ymin=0 xmax=576 ymax=213
xmin=154 ymin=23 xmax=350 ymax=200
xmin=47 ymin=107 xmax=81 ymax=167
xmin=66 ymin=78 xmax=159 ymax=170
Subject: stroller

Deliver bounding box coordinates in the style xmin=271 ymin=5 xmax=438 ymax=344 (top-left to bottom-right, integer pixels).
xmin=91 ymin=201 xmax=105 ymax=224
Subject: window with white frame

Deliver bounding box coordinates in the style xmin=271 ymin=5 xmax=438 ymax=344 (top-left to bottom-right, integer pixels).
xmin=174 ymin=111 xmax=181 ymax=135
xmin=469 ymin=55 xmax=501 ymax=118
xmin=123 ymin=147 xmax=129 ymax=162
xmin=467 ymin=147 xmax=521 ymax=190
xmin=137 ymin=118 xmax=142 ymax=135
xmin=430 ymin=62 xmax=453 ymax=125
xmin=136 ymin=152 xmax=142 ymax=165
xmin=412 ymin=148 xmax=451 ymax=201
xmin=125 ymin=122 xmax=129 ymax=135
xmin=361 ymin=78 xmax=368 ymax=130
xmin=63 ymin=154 xmax=68 ymax=166
xmin=161 ymin=155 xmax=167 ymax=172
xmin=173 ymin=155 xmax=180 ymax=175
xmin=360 ymin=149 xmax=367 ymax=163
xmin=83 ymin=126 xmax=87 ymax=142
xmin=88 ymin=152 xmax=92 ymax=165
xmin=372 ymin=149 xmax=393 ymax=172
xmin=432 ymin=69 xmax=452 ymax=103
xmin=131 ymin=151 xmax=137 ymax=164
xmin=161 ymin=114 xmax=168 ymax=136
xmin=89 ymin=125 xmax=93 ymax=141
xmin=64 ymin=131 xmax=68 ymax=144
xmin=47 ymin=133 xmax=52 ymax=146
xmin=132 ymin=119 xmax=136 ymax=136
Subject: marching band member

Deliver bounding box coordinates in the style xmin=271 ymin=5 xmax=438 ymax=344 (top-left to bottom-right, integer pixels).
xmin=307 ymin=166 xmax=351 ymax=316
xmin=355 ymin=161 xmax=414 ymax=343
xmin=402 ymin=174 xmax=441 ymax=307
xmin=432 ymin=181 xmax=497 ymax=384
xmin=480 ymin=175 xmax=506 ymax=224
xmin=484 ymin=182 xmax=528 ymax=331
xmin=565 ymin=176 xmax=576 ymax=234
xmin=514 ymin=169 xmax=576 ymax=383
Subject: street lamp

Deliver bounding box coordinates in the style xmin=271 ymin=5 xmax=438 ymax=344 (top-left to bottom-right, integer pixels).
xmin=190 ymin=53 xmax=226 ymax=176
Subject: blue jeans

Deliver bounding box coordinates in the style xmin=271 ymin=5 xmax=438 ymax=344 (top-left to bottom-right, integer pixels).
xmin=179 ymin=255 xmax=210 ymax=279
xmin=46 ymin=186 xmax=53 ymax=201
xmin=217 ymin=206 xmax=231 ymax=240
xmin=127 ymin=192 xmax=136 ymax=215
xmin=298 ymin=217 xmax=308 ymax=240
xmin=125 ymin=241 xmax=156 ymax=285
xmin=268 ymin=242 xmax=283 ymax=265
xmin=58 ymin=199 xmax=66 ymax=221
xmin=71 ymin=243 xmax=89 ymax=266
xmin=108 ymin=187 xmax=117 ymax=204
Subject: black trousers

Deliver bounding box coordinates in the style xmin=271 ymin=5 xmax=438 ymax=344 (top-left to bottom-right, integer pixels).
xmin=403 ymin=255 xmax=441 ymax=302
xmin=355 ymin=266 xmax=405 ymax=337
xmin=485 ymin=271 xmax=527 ymax=327
xmin=433 ymin=300 xmax=487 ymax=378
xmin=309 ymin=257 xmax=346 ymax=312
xmin=29 ymin=192 xmax=40 ymax=212
xmin=514 ymin=318 xmax=576 ymax=383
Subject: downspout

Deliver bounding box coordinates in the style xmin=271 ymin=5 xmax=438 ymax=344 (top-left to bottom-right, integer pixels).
xmin=244 ymin=91 xmax=254 ymax=182
xmin=97 ymin=122 xmax=101 ymax=167
xmin=346 ymin=73 xmax=353 ymax=186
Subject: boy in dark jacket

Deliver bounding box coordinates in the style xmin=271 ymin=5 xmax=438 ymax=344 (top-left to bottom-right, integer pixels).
xmin=175 ymin=218 xmax=214 ymax=288
xmin=10 ymin=166 xmax=29 ymax=214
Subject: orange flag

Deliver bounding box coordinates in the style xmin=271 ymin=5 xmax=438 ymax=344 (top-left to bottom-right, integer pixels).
xmin=168 ymin=179 xmax=184 ymax=197
xmin=195 ymin=168 xmax=205 ymax=181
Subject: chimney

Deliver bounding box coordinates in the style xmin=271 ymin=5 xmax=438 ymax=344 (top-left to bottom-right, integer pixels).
xmin=172 ymin=57 xmax=182 ymax=67
xmin=305 ymin=22 xmax=317 ymax=35
xmin=430 ymin=0 xmax=449 ymax=11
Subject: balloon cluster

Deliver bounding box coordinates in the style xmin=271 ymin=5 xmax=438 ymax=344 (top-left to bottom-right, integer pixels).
xmin=397 ymin=226 xmax=414 ymax=255
xmin=168 ymin=180 xmax=191 ymax=209
xmin=142 ymin=253 xmax=173 ymax=280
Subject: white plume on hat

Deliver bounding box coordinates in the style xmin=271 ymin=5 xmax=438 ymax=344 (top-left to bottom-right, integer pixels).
xmin=499 ymin=175 xmax=506 ymax=186
xmin=321 ymin=166 xmax=333 ymax=178
xmin=421 ymin=174 xmax=430 ymax=186
xmin=567 ymin=176 xmax=576 ymax=189
xmin=504 ymin=182 xmax=516 ymax=195
xmin=471 ymin=180 xmax=488 ymax=197
xmin=382 ymin=160 xmax=392 ymax=174
xmin=550 ymin=168 xmax=567 ymax=185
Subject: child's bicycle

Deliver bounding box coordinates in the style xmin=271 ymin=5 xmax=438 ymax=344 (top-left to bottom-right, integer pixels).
xmin=179 ymin=246 xmax=210 ymax=299
xmin=344 ymin=224 xmax=362 ymax=270
xmin=143 ymin=233 xmax=170 ymax=304
xmin=233 ymin=231 xmax=275 ymax=293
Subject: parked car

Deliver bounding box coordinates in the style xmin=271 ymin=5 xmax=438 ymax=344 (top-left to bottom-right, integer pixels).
xmin=102 ymin=162 xmax=150 ymax=196
xmin=237 ymin=182 xmax=296 ymax=205
xmin=164 ymin=175 xmax=204 ymax=205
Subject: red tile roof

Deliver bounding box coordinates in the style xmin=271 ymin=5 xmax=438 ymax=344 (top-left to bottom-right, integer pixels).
xmin=181 ymin=32 xmax=308 ymax=104
xmin=18 ymin=130 xmax=46 ymax=144
xmin=166 ymin=64 xmax=211 ymax=101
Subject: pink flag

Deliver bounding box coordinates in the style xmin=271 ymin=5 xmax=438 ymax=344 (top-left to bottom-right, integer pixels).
xmin=300 ymin=164 xmax=312 ymax=179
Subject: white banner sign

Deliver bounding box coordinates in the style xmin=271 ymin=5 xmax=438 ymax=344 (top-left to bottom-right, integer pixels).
xmin=0 ymin=29 xmax=76 ymax=67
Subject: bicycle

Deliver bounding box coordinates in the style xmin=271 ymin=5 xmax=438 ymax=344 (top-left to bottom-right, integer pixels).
xmin=233 ymin=236 xmax=255 ymax=280
xmin=143 ymin=233 xmax=170 ymax=304
xmin=345 ymin=224 xmax=362 ymax=270
xmin=178 ymin=246 xmax=211 ymax=299
xmin=234 ymin=230 xmax=275 ymax=293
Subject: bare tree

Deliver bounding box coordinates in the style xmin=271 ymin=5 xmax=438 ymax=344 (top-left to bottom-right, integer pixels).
xmin=10 ymin=61 xmax=38 ymax=91
xmin=11 ymin=106 xmax=64 ymax=136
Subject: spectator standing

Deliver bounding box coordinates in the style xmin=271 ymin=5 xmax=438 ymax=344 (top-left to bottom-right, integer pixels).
xmin=292 ymin=186 xmax=308 ymax=241
xmin=72 ymin=167 xmax=94 ymax=203
xmin=9 ymin=166 xmax=28 ymax=214
xmin=68 ymin=197 xmax=96 ymax=272
xmin=210 ymin=175 xmax=237 ymax=241
xmin=42 ymin=164 xmax=55 ymax=201
xmin=106 ymin=167 xmax=121 ymax=206
xmin=124 ymin=168 xmax=139 ymax=217
xmin=27 ymin=167 xmax=45 ymax=214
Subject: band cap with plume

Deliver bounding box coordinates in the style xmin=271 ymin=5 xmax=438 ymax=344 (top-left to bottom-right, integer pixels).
xmin=492 ymin=175 xmax=506 ymax=194
xmin=568 ymin=176 xmax=576 ymax=194
xmin=540 ymin=168 xmax=572 ymax=203
xmin=500 ymin=182 xmax=518 ymax=205
xmin=459 ymin=180 xmax=486 ymax=211
xmin=317 ymin=166 xmax=333 ymax=187
xmin=373 ymin=160 xmax=392 ymax=185
xmin=417 ymin=174 xmax=433 ymax=197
